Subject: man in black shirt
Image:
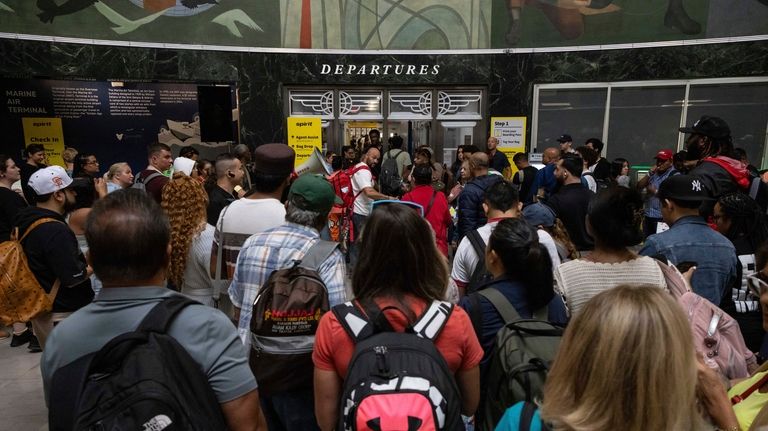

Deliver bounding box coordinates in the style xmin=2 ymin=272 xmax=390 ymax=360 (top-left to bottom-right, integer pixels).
xmin=206 ymin=153 xmax=244 ymax=226
xmin=15 ymin=166 xmax=92 ymax=351
xmin=512 ymin=152 xmax=539 ymax=205
xmin=544 ymin=153 xmax=595 ymax=252
xmin=487 ymin=136 xmax=511 ymax=178
xmin=585 ymin=138 xmax=611 ymax=180
xmin=20 ymin=144 xmax=47 ymax=205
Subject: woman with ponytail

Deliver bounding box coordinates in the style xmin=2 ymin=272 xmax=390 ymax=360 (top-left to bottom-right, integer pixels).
xmin=459 ymin=217 xmax=568 ymax=372
xmin=554 ymin=187 xmax=667 ymax=317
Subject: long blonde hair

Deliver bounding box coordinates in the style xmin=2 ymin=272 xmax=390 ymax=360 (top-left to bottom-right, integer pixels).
xmin=161 ymin=172 xmax=208 ymax=289
xmin=541 ymin=285 xmax=705 ymax=431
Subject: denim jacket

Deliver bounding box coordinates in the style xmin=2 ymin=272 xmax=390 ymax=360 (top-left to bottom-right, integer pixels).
xmin=639 ymin=215 xmax=738 ymax=307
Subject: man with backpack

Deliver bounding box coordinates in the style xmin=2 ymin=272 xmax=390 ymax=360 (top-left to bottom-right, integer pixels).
xmin=14 ymin=166 xmax=92 ymax=351
xmin=349 ymin=146 xmax=395 ymax=266
xmin=379 ymin=134 xmax=411 ymax=197
xmin=133 ymin=143 xmax=172 ymax=203
xmin=457 ymin=152 xmax=503 ymax=240
xmin=41 ymin=189 xmax=267 ymax=431
xmin=681 ymin=115 xmax=767 ymax=216
xmin=230 ymin=174 xmax=347 ymax=430
xmin=452 ymin=180 xmax=560 ymax=297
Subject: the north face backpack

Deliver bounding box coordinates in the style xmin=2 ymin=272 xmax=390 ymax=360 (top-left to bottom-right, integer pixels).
xmin=333 ymin=300 xmax=463 ymax=431
xmin=0 ymin=218 xmax=62 ymax=326
xmin=249 ymin=239 xmax=338 ymax=394
xmin=465 ymin=229 xmax=494 ymax=294
xmin=131 ymin=171 xmax=163 ymax=192
xmin=468 ymin=288 xmax=563 ymax=431
xmin=49 ymin=296 xmax=228 ymax=431
xmin=379 ymin=150 xmax=404 ymax=196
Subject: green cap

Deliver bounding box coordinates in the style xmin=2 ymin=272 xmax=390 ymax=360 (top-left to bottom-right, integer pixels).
xmin=289 ymin=174 xmax=342 ymax=214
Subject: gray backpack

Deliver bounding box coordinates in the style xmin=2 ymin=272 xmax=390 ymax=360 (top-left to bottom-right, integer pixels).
xmin=131 ymin=171 xmax=163 ymax=192
xmin=472 ymin=288 xmax=563 ymax=431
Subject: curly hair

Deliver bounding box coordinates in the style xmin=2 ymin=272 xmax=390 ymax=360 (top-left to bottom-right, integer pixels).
xmin=717 ymin=192 xmax=768 ymax=250
xmin=161 ymin=172 xmax=208 ymax=289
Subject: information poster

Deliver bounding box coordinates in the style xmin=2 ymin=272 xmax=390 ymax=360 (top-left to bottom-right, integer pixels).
xmin=490 ymin=116 xmax=527 ymax=175
xmin=1 ymin=79 xmax=236 ymax=174
xmin=21 ymin=117 xmax=65 ymax=167
xmin=287 ymin=117 xmax=322 ymax=167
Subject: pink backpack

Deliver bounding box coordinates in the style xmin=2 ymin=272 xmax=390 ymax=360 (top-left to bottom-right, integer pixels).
xmin=658 ymin=260 xmax=758 ymax=379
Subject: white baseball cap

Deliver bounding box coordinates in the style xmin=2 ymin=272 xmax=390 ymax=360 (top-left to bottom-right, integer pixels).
xmin=172 ymin=156 xmax=196 ymax=176
xmin=28 ymin=166 xmax=73 ymax=195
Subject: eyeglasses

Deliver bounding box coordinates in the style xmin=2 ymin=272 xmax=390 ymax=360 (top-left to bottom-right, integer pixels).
xmin=747 ymin=270 xmax=768 ymax=297
xmin=371 ymin=200 xmax=424 ymax=217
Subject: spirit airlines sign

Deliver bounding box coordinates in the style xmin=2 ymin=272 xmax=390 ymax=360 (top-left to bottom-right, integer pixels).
xmin=320 ymin=64 xmax=440 ymax=76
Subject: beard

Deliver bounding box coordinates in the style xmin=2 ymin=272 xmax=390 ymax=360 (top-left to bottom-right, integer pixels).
xmin=685 ymin=141 xmax=704 ymax=161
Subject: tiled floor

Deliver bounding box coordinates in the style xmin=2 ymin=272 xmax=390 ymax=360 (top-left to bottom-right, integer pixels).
xmin=0 ymin=331 xmax=48 ymax=431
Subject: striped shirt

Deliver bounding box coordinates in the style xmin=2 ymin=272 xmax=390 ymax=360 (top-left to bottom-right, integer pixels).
xmin=229 ymin=222 xmax=347 ymax=346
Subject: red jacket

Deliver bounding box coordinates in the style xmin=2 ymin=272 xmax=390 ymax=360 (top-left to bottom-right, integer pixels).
xmin=402 ymin=185 xmax=452 ymax=256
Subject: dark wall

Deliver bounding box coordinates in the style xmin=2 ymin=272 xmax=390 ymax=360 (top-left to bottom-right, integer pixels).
xmin=0 ymin=38 xmax=766 ymax=156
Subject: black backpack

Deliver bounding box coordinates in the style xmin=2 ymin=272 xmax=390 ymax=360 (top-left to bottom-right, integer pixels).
xmin=379 ymin=150 xmax=404 ymax=196
xmin=466 ymin=229 xmax=494 ymax=294
xmin=465 ymin=288 xmax=563 ymax=431
xmin=581 ymin=171 xmax=609 ymax=193
xmin=333 ymin=299 xmax=464 ymax=431
xmin=49 ymin=296 xmax=228 ymax=431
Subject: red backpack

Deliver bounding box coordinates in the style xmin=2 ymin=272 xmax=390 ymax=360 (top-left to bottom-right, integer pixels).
xmin=329 ymin=165 xmax=370 ymax=245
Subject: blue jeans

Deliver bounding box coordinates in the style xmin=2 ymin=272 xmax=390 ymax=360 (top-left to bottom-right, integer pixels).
xmin=260 ymin=389 xmax=320 ymax=431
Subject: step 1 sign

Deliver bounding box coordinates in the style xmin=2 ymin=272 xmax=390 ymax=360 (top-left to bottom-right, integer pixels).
xmin=490 ymin=116 xmax=526 ymax=174
xmin=287 ymin=117 xmax=322 ymax=167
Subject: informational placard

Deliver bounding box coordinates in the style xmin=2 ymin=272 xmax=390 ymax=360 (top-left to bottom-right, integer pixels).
xmin=1 ymin=79 xmax=236 ymax=174
xmin=490 ymin=116 xmax=527 ymax=174
xmin=287 ymin=117 xmax=322 ymax=167
xmin=21 ymin=117 xmax=65 ymax=167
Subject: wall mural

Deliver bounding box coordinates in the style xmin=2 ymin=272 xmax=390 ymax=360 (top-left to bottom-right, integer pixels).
xmin=0 ymin=0 xmax=765 ymax=50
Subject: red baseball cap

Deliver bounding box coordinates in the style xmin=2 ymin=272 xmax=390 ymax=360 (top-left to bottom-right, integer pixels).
xmin=654 ymin=149 xmax=673 ymax=161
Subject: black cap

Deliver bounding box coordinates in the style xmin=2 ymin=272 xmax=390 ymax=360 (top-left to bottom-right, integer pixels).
xmin=657 ymin=174 xmax=714 ymax=202
xmin=679 ymin=116 xmax=731 ymax=140
xmin=556 ymin=134 xmax=572 ymax=143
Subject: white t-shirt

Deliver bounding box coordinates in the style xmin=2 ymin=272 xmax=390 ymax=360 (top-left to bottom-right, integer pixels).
xmin=351 ymin=162 xmax=374 ymax=216
xmin=216 ymin=197 xmax=286 ymax=234
xmin=451 ymin=219 xmax=561 ymax=284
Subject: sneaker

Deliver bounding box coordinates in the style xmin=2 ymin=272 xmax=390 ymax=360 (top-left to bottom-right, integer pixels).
xmin=10 ymin=329 xmax=32 ymax=347
xmin=27 ymin=335 xmax=42 ymax=353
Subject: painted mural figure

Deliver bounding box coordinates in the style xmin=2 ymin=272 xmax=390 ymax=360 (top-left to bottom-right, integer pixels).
xmin=502 ymin=0 xmax=703 ymax=45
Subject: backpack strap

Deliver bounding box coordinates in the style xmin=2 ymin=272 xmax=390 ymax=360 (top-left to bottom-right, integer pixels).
xmin=477 ymin=287 xmax=521 ymax=324
xmin=137 ymin=295 xmax=200 ymax=334
xmin=138 ymin=170 xmax=163 ymax=186
xmin=16 ymin=217 xmax=62 ymax=242
xmin=332 ymin=301 xmax=378 ymax=343
xmin=749 ymin=176 xmax=762 ymax=201
xmin=424 ymin=189 xmax=438 ymax=217
xmin=212 ymin=203 xmax=233 ymax=304
xmin=299 ymin=239 xmax=339 ymax=271
xmin=466 ymin=229 xmax=487 ymax=290
xmin=410 ymin=300 xmax=453 ymax=341
xmin=519 ymin=401 xmax=537 ymax=431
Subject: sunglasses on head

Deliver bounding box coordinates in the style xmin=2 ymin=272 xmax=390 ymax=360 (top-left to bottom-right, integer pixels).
xmin=371 ymin=200 xmax=424 ymax=217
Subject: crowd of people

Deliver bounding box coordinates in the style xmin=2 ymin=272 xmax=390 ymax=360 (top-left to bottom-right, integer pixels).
xmin=1 ymin=115 xmax=768 ymax=430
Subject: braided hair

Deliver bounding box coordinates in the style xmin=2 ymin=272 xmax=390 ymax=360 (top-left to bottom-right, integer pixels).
xmin=717 ymin=192 xmax=768 ymax=250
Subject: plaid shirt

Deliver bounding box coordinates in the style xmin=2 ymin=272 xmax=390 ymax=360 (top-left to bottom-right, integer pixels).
xmin=229 ymin=222 xmax=347 ymax=346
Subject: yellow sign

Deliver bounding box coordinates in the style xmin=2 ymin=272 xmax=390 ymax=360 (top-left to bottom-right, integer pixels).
xmin=22 ymin=117 xmax=65 ymax=167
xmin=491 ymin=116 xmax=527 ymax=176
xmin=287 ymin=117 xmax=322 ymax=167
